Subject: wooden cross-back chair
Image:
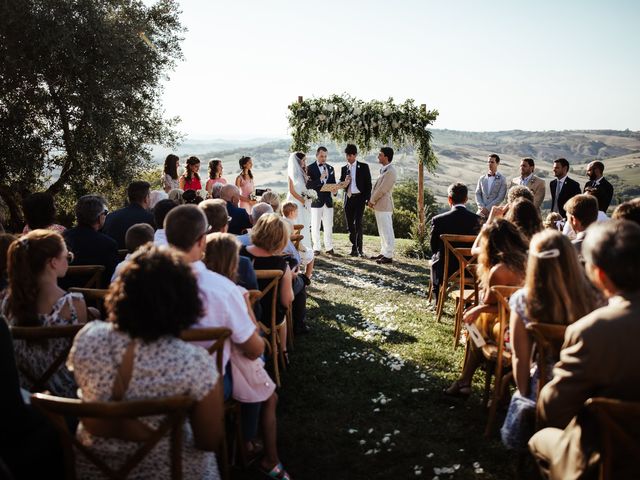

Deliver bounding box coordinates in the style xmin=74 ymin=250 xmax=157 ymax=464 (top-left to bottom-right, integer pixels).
xmin=525 ymin=323 xmax=567 ymax=400
xmin=436 ymin=234 xmax=479 ymax=329
xmin=9 ymin=324 xmax=86 ymax=393
xmin=292 ymin=224 xmax=303 ymax=236
xmin=64 ymin=265 xmax=105 ymax=289
xmin=585 ymin=397 xmax=640 ymax=480
xmin=290 ymin=234 xmax=303 ymax=250
xmin=255 ymin=269 xmax=286 ymax=387
xmin=483 ymin=285 xmax=521 ymax=437
xmin=69 ymin=288 xmax=109 ymax=318
xmin=31 ymin=393 xmax=195 ymax=480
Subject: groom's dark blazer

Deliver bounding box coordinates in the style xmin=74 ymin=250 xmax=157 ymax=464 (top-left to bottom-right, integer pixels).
xmin=306 ymin=161 xmax=336 ymax=208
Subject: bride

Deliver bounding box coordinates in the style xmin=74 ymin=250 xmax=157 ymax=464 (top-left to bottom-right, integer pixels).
xmin=287 ymin=152 xmax=315 ymax=279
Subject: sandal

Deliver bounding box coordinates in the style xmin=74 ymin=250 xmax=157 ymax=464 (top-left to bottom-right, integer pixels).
xmin=444 ymin=380 xmax=472 ymax=398
xmin=259 ymin=462 xmax=292 ymax=480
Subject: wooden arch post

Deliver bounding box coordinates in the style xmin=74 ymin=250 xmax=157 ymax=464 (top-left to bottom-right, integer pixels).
xmin=418 ymin=104 xmax=426 ymax=237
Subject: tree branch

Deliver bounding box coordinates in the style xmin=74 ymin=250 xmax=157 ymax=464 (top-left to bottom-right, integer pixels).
xmin=45 ymin=80 xmax=77 ymax=195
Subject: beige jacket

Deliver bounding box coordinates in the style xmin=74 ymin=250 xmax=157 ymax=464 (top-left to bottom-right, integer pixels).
xmin=370 ymin=164 xmax=397 ymax=212
xmin=510 ymin=174 xmax=545 ymax=209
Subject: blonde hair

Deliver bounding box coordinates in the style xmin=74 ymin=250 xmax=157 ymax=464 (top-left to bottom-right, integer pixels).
xmin=204 ymin=233 xmax=240 ymax=281
xmin=260 ymin=191 xmax=281 ymax=214
xmin=281 ymin=201 xmax=298 ymax=218
xmin=525 ymin=230 xmax=600 ymax=325
xmin=250 ymin=213 xmax=290 ymax=253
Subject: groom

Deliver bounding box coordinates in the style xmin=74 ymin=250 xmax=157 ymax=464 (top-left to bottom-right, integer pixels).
xmin=306 ymin=146 xmax=337 ymax=255
xmin=340 ymin=144 xmax=372 ymax=257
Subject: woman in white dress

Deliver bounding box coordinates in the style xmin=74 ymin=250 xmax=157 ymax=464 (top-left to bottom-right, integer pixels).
xmin=286 ymin=152 xmax=315 ymax=278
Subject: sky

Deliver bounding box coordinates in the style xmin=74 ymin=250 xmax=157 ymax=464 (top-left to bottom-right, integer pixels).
xmin=158 ymin=0 xmax=640 ymax=138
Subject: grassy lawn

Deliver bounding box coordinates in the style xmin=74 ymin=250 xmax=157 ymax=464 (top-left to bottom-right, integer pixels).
xmin=235 ymin=233 xmax=514 ymax=480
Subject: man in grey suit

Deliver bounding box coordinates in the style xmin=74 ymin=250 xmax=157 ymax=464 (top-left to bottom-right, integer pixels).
xmin=529 ymin=220 xmax=640 ymax=480
xmin=475 ymin=154 xmax=507 ymax=218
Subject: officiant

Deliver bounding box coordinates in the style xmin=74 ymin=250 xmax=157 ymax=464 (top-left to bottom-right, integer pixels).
xmin=306 ymin=146 xmax=337 ymax=255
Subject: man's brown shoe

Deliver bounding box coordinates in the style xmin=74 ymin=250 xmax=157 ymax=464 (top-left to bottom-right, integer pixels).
xmin=369 ymin=254 xmax=384 ymax=260
xmin=376 ymin=256 xmax=393 ymax=264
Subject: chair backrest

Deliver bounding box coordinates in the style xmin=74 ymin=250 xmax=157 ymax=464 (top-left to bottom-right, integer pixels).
xmin=31 ymin=392 xmax=195 ymax=480
xmin=292 ymin=224 xmax=303 ymax=236
xmin=9 ymin=324 xmax=86 ymax=392
xmin=247 ymin=289 xmax=263 ymax=307
xmin=117 ymin=249 xmax=129 ymax=261
xmin=69 ymin=288 xmax=109 ymax=315
xmin=64 ymin=265 xmax=106 ymax=289
xmin=585 ymin=397 xmax=640 ymax=480
xmin=255 ymin=270 xmax=283 ymax=331
xmin=525 ymin=323 xmax=567 ymax=398
xmin=290 ymin=234 xmax=303 ymax=250
xmin=440 ymin=234 xmax=477 ymax=286
xmin=179 ymin=327 xmax=232 ymax=376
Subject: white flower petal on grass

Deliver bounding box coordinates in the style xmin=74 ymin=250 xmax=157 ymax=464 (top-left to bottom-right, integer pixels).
xmin=348 ymin=429 xmax=358 ymax=434
xmin=394 ymin=430 xmax=400 ymax=435
xmin=472 ymin=462 xmax=480 ymax=468
xmin=368 ymin=428 xmax=374 ymax=434
xmin=382 ymin=437 xmax=390 ymax=444
xmin=453 ymin=464 xmax=461 ymax=470
xmin=373 ymin=408 xmax=380 ymax=412
xmin=475 ymin=468 xmax=484 ymax=474
xmin=359 ymin=440 xmax=366 ymax=445
xmin=364 ymin=449 xmax=373 ymax=455
xmin=427 ymin=452 xmax=434 ymax=458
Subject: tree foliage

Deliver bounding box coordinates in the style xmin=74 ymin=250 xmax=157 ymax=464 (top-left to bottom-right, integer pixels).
xmin=0 ymin=0 xmax=184 ymax=229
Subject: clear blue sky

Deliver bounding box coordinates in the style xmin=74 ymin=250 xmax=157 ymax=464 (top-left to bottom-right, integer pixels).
xmin=159 ymin=0 xmax=640 ymax=137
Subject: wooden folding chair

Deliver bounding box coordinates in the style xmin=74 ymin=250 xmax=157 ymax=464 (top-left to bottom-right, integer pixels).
xmin=64 ymin=265 xmax=105 ymax=289
xmin=69 ymin=288 xmax=109 ymax=318
xmin=9 ymin=324 xmax=86 ymax=393
xmin=255 ymin=269 xmax=286 ymax=387
xmin=436 ymin=234 xmax=478 ymax=326
xmin=292 ymin=224 xmax=303 ymax=236
xmin=290 ymin=234 xmax=303 ymax=250
xmin=483 ymin=285 xmax=521 ymax=437
xmin=585 ymin=397 xmax=640 ymax=480
xmin=525 ymin=323 xmax=567 ymax=399
xmin=31 ymin=393 xmax=195 ymax=480
xmin=426 ymin=259 xmax=434 ymax=303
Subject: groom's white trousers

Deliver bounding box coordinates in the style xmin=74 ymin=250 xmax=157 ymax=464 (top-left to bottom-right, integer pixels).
xmin=310 ymin=206 xmax=334 ymax=251
xmin=374 ymin=210 xmax=395 ymax=258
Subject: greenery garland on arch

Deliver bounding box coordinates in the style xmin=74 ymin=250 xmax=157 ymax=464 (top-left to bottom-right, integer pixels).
xmin=287 ymin=94 xmax=439 ymax=237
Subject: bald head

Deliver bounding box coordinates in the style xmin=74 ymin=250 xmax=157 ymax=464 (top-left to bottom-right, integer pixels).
xmin=220 ymin=184 xmax=240 ymax=204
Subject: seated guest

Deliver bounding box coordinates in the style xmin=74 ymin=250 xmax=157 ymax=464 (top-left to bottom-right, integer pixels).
xmin=260 ymin=191 xmax=281 ymax=214
xmin=21 ymin=192 xmax=66 ymax=234
xmin=199 ymin=199 xmax=258 ymax=292
xmin=238 ymin=203 xmax=274 ymax=246
xmin=221 ymin=184 xmax=251 ymax=235
xmin=164 ymin=205 xmax=264 ymax=399
xmin=148 ymin=189 xmax=168 ymax=209
xmin=506 ymin=184 xmax=535 ymax=205
xmin=1 ymin=230 xmax=87 ymax=397
xmin=429 ymin=183 xmax=481 ymax=303
xmin=110 ymin=223 xmax=154 ymax=282
xmin=501 ymin=230 xmax=602 ymax=450
xmin=204 ymin=233 xmax=291 ymax=478
xmin=168 ymin=188 xmax=185 ymax=205
xmin=67 ymin=245 xmax=222 ymax=479
xmin=584 ymin=160 xmax=613 ymax=212
xmin=504 ymin=198 xmax=543 ymax=242
xmin=0 ymin=233 xmax=17 ymax=292
xmin=563 ymin=194 xmax=599 ymax=255
xmin=103 ymin=181 xmax=154 ymax=249
xmin=63 ymin=195 xmax=119 ymax=285
xmin=612 ymin=197 xmax=640 ymax=225
xmin=446 ymin=219 xmax=528 ymax=397
xmin=529 ymin=220 xmax=640 ymax=480
xmin=543 ymin=212 xmax=563 ymax=230
xmin=152 ymin=199 xmax=177 ymax=246
xmin=210 ymin=182 xmax=224 ymax=199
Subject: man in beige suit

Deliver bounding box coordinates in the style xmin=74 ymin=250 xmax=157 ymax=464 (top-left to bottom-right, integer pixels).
xmin=529 ymin=220 xmax=640 ymax=479
xmin=510 ymin=157 xmax=545 ymax=209
xmin=368 ymin=147 xmax=397 ymax=264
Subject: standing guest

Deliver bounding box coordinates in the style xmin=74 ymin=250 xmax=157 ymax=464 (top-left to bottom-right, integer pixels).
xmin=67 ymin=245 xmax=222 ymax=480
xmin=210 ymin=183 xmax=224 ymax=200
xmin=162 ymin=153 xmax=180 ymax=193
xmin=612 ymin=197 xmax=640 ymax=225
xmin=563 ymin=194 xmax=599 ymax=255
xmin=429 ymin=183 xmax=481 ymax=303
xmin=368 ymin=147 xmax=397 ymax=264
xmin=164 ymin=205 xmax=264 ymax=399
xmin=22 ymin=192 xmax=66 ymax=234
xmin=221 ymin=184 xmax=252 ymax=235
xmin=206 ymin=158 xmax=227 ymax=197
xmin=339 ymin=144 xmax=372 ymax=257
xmin=110 ymin=223 xmax=154 ymax=282
xmin=504 ymin=198 xmax=543 ymax=242
xmin=236 ymin=156 xmax=256 ymax=214
xmin=529 ymin=220 xmax=640 ymax=480
xmin=0 ymin=233 xmax=17 ymax=292
xmin=1 ymin=230 xmax=87 ymax=397
xmin=180 ymin=156 xmax=203 ymax=192
xmin=445 ymin=219 xmax=528 ymax=397
xmin=475 ymin=154 xmax=508 ymax=218
xmin=501 ymin=230 xmax=601 ymax=450
xmin=63 ymin=195 xmax=119 ymax=285
xmin=306 ymin=146 xmax=336 ymax=255
xmin=583 ymin=160 xmax=613 ymax=212
xmin=550 ymin=158 xmax=581 ymax=218
xmin=509 ymin=158 xmax=545 ymax=210
xmin=152 ymin=199 xmax=177 ymax=246
xmin=102 ymin=181 xmax=154 ymax=249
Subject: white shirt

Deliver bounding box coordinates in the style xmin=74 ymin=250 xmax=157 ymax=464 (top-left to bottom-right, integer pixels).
xmin=154 ymin=229 xmax=168 ymax=246
xmin=191 ymin=260 xmax=256 ymax=369
xmin=319 ymin=163 xmax=327 ymax=184
xmin=110 ymin=253 xmax=132 ymax=283
xmin=486 ymin=174 xmax=496 ymax=193
xmin=348 ymin=162 xmax=360 ymax=194
xmin=520 ymin=173 xmax=534 ymax=186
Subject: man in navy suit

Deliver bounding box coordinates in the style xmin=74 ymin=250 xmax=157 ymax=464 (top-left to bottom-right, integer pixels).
xmin=102 ymin=181 xmax=155 ymax=249
xmin=429 ymin=183 xmax=481 ymax=303
xmin=550 ymin=158 xmax=582 ymax=218
xmin=306 ymin=146 xmax=337 ymax=255
xmin=584 ymin=160 xmax=614 ymax=212
xmin=221 ymin=184 xmax=251 ymax=235
xmin=339 ymin=144 xmax=372 ymax=257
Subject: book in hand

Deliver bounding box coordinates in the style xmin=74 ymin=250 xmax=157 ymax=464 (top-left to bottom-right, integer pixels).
xmin=320 ymin=180 xmax=349 ymax=193
xmin=465 ymin=323 xmax=486 ymax=348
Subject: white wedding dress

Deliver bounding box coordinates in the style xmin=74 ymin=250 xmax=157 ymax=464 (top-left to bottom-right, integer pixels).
xmin=286 ymin=153 xmax=313 ymax=252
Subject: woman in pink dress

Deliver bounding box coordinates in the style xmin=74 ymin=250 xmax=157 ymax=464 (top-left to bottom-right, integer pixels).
xmin=180 ymin=156 xmax=202 ymax=192
xmin=205 ymin=159 xmax=227 ymax=197
xmin=235 ymin=156 xmax=256 ymax=214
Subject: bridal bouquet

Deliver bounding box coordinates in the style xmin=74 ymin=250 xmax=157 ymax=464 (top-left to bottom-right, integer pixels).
xmin=301 ymin=189 xmax=318 ymax=201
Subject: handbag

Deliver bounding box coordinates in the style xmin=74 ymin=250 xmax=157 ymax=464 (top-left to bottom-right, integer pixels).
xmin=230 ymin=344 xmax=275 ymax=403
xmin=501 ymin=390 xmax=536 ymax=450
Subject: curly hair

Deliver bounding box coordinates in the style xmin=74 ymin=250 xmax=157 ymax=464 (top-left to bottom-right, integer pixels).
xmin=105 ymin=245 xmax=203 ymax=341
xmin=505 ymin=198 xmax=542 ymax=241
xmin=476 ymin=219 xmax=528 ymax=290
xmin=208 ymin=159 xmax=223 ymax=180
xmin=183 ymin=156 xmax=201 ymax=182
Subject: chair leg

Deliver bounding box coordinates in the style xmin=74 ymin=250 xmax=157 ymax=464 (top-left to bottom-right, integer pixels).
xmin=482 ymin=362 xmax=493 ymax=408
xmin=271 ymin=335 xmax=281 ymax=388
xmin=436 ymin=284 xmax=446 ymax=322
xmin=453 ymin=297 xmax=462 ymax=349
xmin=427 ymin=277 xmax=433 ymax=303
xmin=286 ymin=307 xmax=294 ymax=352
